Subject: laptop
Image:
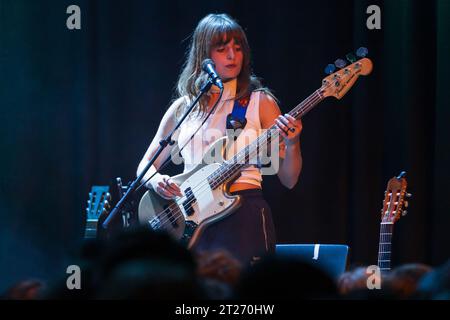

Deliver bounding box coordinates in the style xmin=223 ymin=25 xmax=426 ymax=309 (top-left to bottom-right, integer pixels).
xmin=275 ymin=244 xmax=349 ymax=279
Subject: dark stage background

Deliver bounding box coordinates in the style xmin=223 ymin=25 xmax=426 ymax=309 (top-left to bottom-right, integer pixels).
xmin=1 ymin=0 xmax=449 ymax=291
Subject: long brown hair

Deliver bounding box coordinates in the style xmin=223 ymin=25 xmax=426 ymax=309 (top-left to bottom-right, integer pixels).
xmin=175 ymin=13 xmax=274 ymax=119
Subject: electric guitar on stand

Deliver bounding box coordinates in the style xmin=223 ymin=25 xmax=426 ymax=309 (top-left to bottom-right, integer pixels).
xmin=138 ymin=48 xmax=373 ymax=248
xmin=377 ymin=171 xmax=411 ymax=271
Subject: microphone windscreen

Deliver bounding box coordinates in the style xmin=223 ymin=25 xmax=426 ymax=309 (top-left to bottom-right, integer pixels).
xmin=202 ymin=59 xmax=215 ymax=71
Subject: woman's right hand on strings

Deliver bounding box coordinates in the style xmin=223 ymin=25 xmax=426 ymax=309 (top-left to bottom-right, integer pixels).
xmin=151 ymin=174 xmax=183 ymax=199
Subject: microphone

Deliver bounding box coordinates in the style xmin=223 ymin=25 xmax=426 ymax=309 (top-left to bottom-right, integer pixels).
xmin=202 ymin=59 xmax=223 ymax=89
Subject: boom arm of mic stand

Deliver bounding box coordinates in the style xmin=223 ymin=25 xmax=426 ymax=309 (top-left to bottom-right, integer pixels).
xmin=101 ymin=79 xmax=215 ymax=231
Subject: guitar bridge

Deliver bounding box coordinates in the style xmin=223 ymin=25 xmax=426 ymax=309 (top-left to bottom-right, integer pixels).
xmin=180 ymin=220 xmax=198 ymax=247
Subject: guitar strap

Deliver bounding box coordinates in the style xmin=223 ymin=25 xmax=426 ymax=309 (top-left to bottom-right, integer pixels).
xmin=225 ymin=94 xmax=253 ymax=167
xmin=226 ymin=94 xmax=250 ymax=133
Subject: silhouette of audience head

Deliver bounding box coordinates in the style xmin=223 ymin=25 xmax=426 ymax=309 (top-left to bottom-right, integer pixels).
xmin=196 ymin=249 xmax=243 ymax=285
xmin=338 ymin=266 xmax=373 ymax=296
xmin=93 ymin=226 xmax=204 ymax=299
xmin=338 ymin=263 xmax=432 ymax=299
xmin=388 ymin=263 xmax=432 ymax=299
xmin=235 ymin=255 xmax=338 ymax=299
xmin=415 ymin=259 xmax=450 ymax=300
xmin=194 ymin=249 xmax=244 ymax=299
xmin=43 ymin=226 xmax=206 ymax=299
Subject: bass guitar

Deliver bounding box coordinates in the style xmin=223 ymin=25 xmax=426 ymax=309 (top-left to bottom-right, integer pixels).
xmin=139 ymin=50 xmax=373 ymax=248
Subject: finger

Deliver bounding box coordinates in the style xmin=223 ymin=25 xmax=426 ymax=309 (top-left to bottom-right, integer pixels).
xmin=284 ymin=113 xmax=297 ymax=121
xmin=156 ymin=186 xmax=173 ymax=199
xmin=172 ymin=186 xmax=183 ymax=197
xmin=289 ymin=120 xmax=302 ymax=131
xmin=276 ymin=121 xmax=291 ymax=137
xmin=280 ymin=118 xmax=296 ymax=133
xmin=158 ymin=181 xmax=167 ymax=190
xmin=289 ymin=116 xmax=303 ymax=131
xmin=275 ymin=119 xmax=288 ymax=132
xmin=285 ymin=113 xmax=302 ymax=131
xmin=165 ymin=179 xmax=182 ymax=196
xmin=278 ymin=115 xmax=290 ymax=126
xmin=169 ymin=180 xmax=182 ymax=193
xmin=163 ymin=178 xmax=172 ymax=190
xmin=283 ymin=114 xmax=299 ymax=128
xmin=283 ymin=117 xmax=302 ymax=134
xmin=285 ymin=114 xmax=298 ymax=124
xmin=164 ymin=179 xmax=177 ymax=193
xmin=276 ymin=125 xmax=286 ymax=136
xmin=277 ymin=126 xmax=288 ymax=138
xmin=157 ymin=182 xmax=178 ymax=198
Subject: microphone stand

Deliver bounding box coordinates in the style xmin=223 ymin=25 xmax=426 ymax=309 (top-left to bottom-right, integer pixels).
xmin=102 ymin=78 xmax=217 ymax=231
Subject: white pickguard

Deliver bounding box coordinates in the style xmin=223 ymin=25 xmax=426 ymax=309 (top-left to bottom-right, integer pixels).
xmin=175 ymin=163 xmax=236 ymax=224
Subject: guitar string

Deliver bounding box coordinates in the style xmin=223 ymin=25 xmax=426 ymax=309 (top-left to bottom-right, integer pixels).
xmin=378 ymin=193 xmax=400 ymax=267
xmin=378 ymin=223 xmax=393 ymax=267
xmin=149 ymin=87 xmax=328 ymax=229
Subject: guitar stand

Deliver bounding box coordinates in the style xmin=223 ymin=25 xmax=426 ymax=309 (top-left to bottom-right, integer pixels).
xmin=115 ymin=177 xmax=137 ymax=229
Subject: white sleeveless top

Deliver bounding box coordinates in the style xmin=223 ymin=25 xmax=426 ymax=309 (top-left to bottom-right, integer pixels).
xmin=175 ymin=78 xmax=263 ymax=188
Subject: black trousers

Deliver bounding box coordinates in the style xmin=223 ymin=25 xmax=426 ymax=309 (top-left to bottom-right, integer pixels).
xmin=192 ymin=189 xmax=276 ymax=267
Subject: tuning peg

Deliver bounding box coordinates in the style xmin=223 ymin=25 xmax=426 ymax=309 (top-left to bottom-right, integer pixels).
xmin=356 ymin=47 xmax=369 ymax=58
xmin=324 ymin=64 xmax=336 ymax=75
xmin=404 ymin=201 xmax=409 ymax=208
xmin=402 ymin=210 xmax=408 ymax=216
xmin=106 ymin=192 xmax=111 ymax=201
xmin=406 ymin=193 xmax=412 ymax=198
xmin=346 ymin=53 xmax=357 ymax=63
xmin=334 ymin=59 xmax=347 ymax=69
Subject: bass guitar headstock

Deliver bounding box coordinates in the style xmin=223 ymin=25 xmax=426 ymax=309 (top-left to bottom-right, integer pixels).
xmin=321 ymin=47 xmax=373 ymax=99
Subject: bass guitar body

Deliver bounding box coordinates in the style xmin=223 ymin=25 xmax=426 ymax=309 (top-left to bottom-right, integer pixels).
xmin=138 ymin=137 xmax=242 ymax=248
